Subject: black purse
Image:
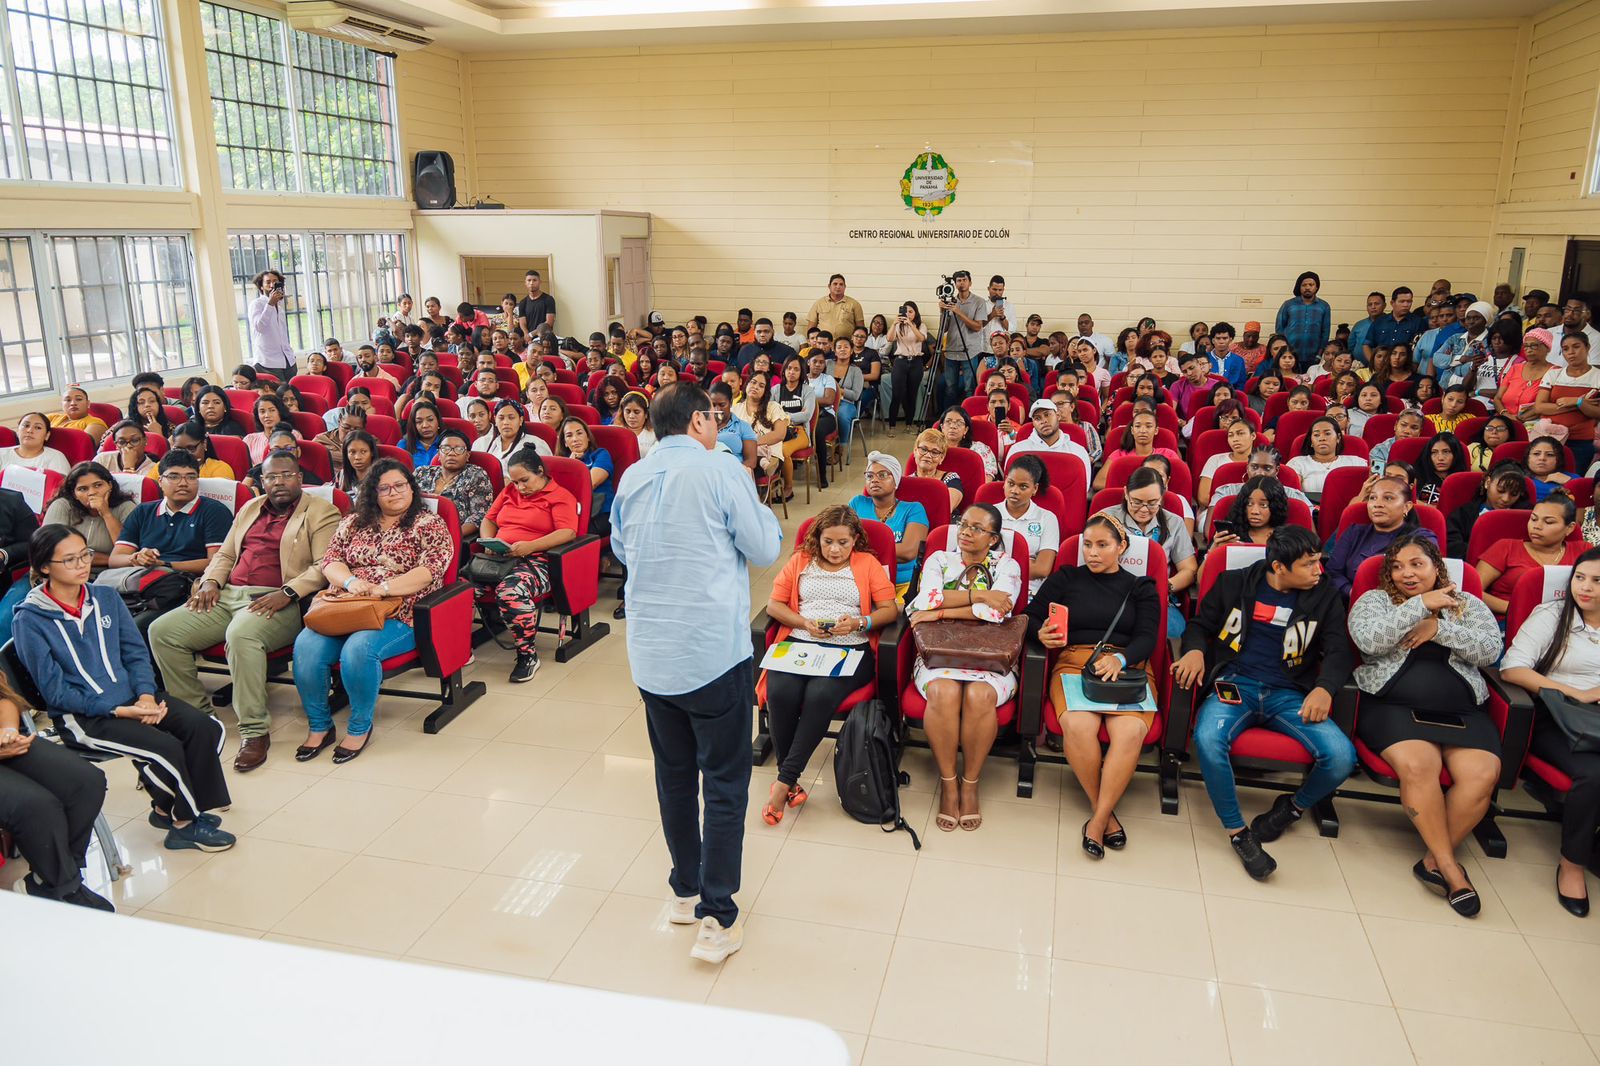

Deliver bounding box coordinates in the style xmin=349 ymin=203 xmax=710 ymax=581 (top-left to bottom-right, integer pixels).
xmin=464 ymin=553 xmax=518 ymax=587
xmin=1537 ymin=689 xmax=1600 ymax=754
xmin=1079 ymin=581 xmax=1151 ymax=705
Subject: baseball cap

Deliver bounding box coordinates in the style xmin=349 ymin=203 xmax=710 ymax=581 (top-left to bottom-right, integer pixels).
xmin=1028 ymin=399 xmax=1056 ymax=415
xmin=1244 ymin=321 xmax=1261 ymax=333
xmin=648 ymin=310 xmax=664 ymax=325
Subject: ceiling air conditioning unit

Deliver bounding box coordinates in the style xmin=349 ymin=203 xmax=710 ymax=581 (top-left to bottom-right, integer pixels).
xmin=285 ymin=2 xmax=433 ymax=52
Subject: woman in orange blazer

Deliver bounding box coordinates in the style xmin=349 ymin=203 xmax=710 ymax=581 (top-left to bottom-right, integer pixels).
xmin=759 ymin=504 xmax=898 ymax=824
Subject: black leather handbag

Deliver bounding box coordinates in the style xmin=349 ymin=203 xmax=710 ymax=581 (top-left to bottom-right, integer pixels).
xmin=1080 ymin=582 xmax=1151 ymax=705
xmin=1538 ymin=689 xmax=1600 ymax=754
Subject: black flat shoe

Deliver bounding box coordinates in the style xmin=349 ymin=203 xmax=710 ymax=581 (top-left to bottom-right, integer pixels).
xmin=1412 ymin=859 xmax=1446 ymax=892
xmin=1104 ymin=815 xmax=1127 ymax=850
xmin=1080 ymin=820 xmax=1104 ymax=861
xmin=331 ymin=733 xmax=372 ymax=765
xmin=612 ymin=602 xmax=626 ymax=620
xmin=294 ymin=730 xmax=338 ymax=762
xmin=1558 ymin=870 xmax=1591 ymax=918
xmin=1446 ymin=873 xmax=1481 ymax=918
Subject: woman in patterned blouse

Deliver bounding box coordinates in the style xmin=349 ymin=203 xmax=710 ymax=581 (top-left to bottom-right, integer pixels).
xmin=291 ymin=459 xmax=453 ymax=764
xmin=413 ymin=428 xmax=493 ymax=540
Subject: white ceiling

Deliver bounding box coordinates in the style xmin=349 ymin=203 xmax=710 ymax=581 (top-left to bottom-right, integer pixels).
xmin=350 ymin=0 xmax=1546 ymax=51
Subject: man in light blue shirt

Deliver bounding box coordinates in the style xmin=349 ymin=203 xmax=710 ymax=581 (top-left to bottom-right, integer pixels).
xmin=610 ymin=382 xmax=783 ymax=964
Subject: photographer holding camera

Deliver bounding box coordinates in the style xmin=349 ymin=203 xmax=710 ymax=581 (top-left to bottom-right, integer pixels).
xmin=247 ymin=270 xmax=297 ymax=379
xmin=937 ymin=269 xmax=989 ymax=411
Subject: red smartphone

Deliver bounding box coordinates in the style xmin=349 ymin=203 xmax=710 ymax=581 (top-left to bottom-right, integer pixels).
xmin=1048 ymin=603 xmax=1069 ymax=635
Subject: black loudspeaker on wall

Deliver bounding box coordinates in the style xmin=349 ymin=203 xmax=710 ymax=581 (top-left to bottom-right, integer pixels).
xmin=413 ymin=151 xmax=456 ymax=210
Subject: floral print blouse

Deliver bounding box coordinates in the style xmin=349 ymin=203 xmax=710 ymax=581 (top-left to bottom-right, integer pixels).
xmin=909 ymin=547 xmax=1022 ymax=622
xmin=414 ymin=464 xmax=494 ymax=533
xmin=321 ymin=509 xmax=453 ymax=625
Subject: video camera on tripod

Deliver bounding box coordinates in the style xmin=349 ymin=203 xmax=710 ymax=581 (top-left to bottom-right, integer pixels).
xmin=936 ymin=274 xmax=958 ymax=303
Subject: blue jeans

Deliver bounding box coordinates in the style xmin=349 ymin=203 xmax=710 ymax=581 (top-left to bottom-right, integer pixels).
xmin=1192 ymin=674 xmax=1355 ymax=830
xmin=640 ymin=658 xmax=753 ymax=928
xmin=293 ymin=618 xmax=416 ymax=737
xmin=837 ymin=400 xmax=859 ymax=446
xmin=0 ymin=579 xmax=28 ymax=647
xmin=1166 ymin=603 xmax=1187 ymax=640
xmin=939 ymin=358 xmax=976 ymax=412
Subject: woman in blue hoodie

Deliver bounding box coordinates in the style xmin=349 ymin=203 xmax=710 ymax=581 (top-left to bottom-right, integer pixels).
xmin=12 ymin=525 xmax=235 ymax=853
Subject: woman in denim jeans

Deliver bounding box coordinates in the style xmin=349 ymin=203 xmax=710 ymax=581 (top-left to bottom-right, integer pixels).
xmin=291 ymin=460 xmax=452 ymax=764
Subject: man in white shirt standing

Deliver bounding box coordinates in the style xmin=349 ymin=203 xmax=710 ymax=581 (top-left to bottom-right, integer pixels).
xmin=1006 ymin=399 xmax=1093 ymax=495
xmin=247 ymin=270 xmax=296 ymax=379
xmin=1075 ymin=313 xmax=1115 ymax=360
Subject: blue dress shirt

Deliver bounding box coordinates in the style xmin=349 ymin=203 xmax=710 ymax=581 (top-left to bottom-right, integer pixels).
xmin=611 ymin=434 xmax=783 ymax=695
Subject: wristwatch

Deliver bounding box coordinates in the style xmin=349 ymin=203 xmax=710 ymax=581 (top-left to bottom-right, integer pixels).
xmin=280 ymin=586 xmax=300 ymax=603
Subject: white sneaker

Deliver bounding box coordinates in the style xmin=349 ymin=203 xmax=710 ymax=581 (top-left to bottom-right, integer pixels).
xmin=668 ymin=893 xmax=699 ymax=925
xmin=689 ymin=915 xmax=743 ymax=964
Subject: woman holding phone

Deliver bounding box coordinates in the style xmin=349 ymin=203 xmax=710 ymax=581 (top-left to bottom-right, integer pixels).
xmin=1025 ymin=512 xmax=1160 ymax=856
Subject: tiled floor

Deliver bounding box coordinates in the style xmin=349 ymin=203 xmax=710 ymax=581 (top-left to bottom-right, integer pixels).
xmin=8 ymin=439 xmax=1600 ymax=1065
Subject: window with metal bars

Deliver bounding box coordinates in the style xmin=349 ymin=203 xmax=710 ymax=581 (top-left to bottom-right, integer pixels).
xmin=200 ymin=2 xmax=399 ymax=197
xmin=51 ymin=234 xmax=202 ymax=384
xmin=0 ymin=0 xmax=178 ymax=186
xmin=0 ymin=236 xmax=50 ymax=392
xmin=199 ymin=3 xmax=294 ymax=192
xmin=228 ymin=231 xmax=406 ymax=354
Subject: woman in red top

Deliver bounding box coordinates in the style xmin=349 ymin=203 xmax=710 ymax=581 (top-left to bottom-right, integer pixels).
xmin=1475 ymin=493 xmax=1586 ymax=615
xmin=479 ymin=447 xmax=579 ymax=683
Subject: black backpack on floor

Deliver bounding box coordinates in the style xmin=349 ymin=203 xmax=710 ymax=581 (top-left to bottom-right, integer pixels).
xmin=832 ymin=699 xmax=921 ymax=849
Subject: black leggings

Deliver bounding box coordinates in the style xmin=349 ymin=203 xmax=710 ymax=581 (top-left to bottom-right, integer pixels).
xmin=765 ymin=642 xmax=874 ymax=787
xmin=889 ymin=358 xmax=924 ymax=427
xmin=1530 ymin=716 xmax=1600 ymax=865
xmin=0 ymin=738 xmax=106 ymax=896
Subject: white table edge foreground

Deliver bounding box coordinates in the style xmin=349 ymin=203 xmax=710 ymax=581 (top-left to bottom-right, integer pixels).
xmin=0 ymin=892 xmax=849 ymax=1065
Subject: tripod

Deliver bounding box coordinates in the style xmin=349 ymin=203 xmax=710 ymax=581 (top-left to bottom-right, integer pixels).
xmin=915 ymin=301 xmax=973 ymax=424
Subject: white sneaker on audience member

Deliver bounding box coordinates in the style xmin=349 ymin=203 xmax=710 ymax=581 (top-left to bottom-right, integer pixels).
xmin=689 ymin=915 xmax=743 ymax=963
xmin=669 ymin=893 xmax=699 ymax=925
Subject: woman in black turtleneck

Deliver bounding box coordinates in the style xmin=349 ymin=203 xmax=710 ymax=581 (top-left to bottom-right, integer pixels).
xmin=1025 ymin=511 xmax=1160 ymax=858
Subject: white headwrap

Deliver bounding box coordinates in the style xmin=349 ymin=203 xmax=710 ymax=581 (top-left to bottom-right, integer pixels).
xmin=866 ymin=451 xmax=902 ymax=487
xmin=1467 ymin=301 xmax=1496 ymax=328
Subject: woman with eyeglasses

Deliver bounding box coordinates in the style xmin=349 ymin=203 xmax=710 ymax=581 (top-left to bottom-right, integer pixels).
xmin=908 ymin=502 xmax=1023 ymax=832
xmin=102 ymin=419 xmax=156 ymax=476
xmin=910 ymin=428 xmax=962 ymax=518
xmin=165 ymin=422 xmax=236 ymax=481
xmin=414 ymin=428 xmax=493 ymax=540
xmin=0 ymin=412 xmax=70 ymax=475
xmin=292 ymin=460 xmax=452 ymax=764
xmin=42 ymin=462 xmax=135 ymax=570
xmin=13 ymin=525 xmax=234 ymax=853
xmin=1099 ymin=467 xmax=1198 ymax=637
xmin=848 ymin=453 xmax=927 ymax=602
xmin=478 ymin=447 xmax=581 ymax=684
xmin=938 ymin=406 xmax=999 ymax=480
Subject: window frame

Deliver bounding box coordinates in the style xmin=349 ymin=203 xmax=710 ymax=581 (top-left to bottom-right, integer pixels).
xmin=0 ymin=229 xmax=206 ymax=399
xmin=200 ymin=0 xmax=403 ymax=200
xmin=0 ymin=0 xmax=182 ymax=190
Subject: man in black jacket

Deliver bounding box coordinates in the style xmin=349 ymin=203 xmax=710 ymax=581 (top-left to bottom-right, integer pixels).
xmin=1171 ymin=526 xmax=1356 ymax=880
xmin=734 ymin=318 xmax=796 ymax=370
xmin=0 ymin=486 xmax=39 ymax=645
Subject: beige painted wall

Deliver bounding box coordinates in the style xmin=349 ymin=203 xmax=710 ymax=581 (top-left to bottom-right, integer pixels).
xmin=460 ymin=19 xmax=1524 ymax=335
xmin=1489 ymin=0 xmax=1600 ymax=299
xmin=397 ymin=46 xmax=473 ymax=205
